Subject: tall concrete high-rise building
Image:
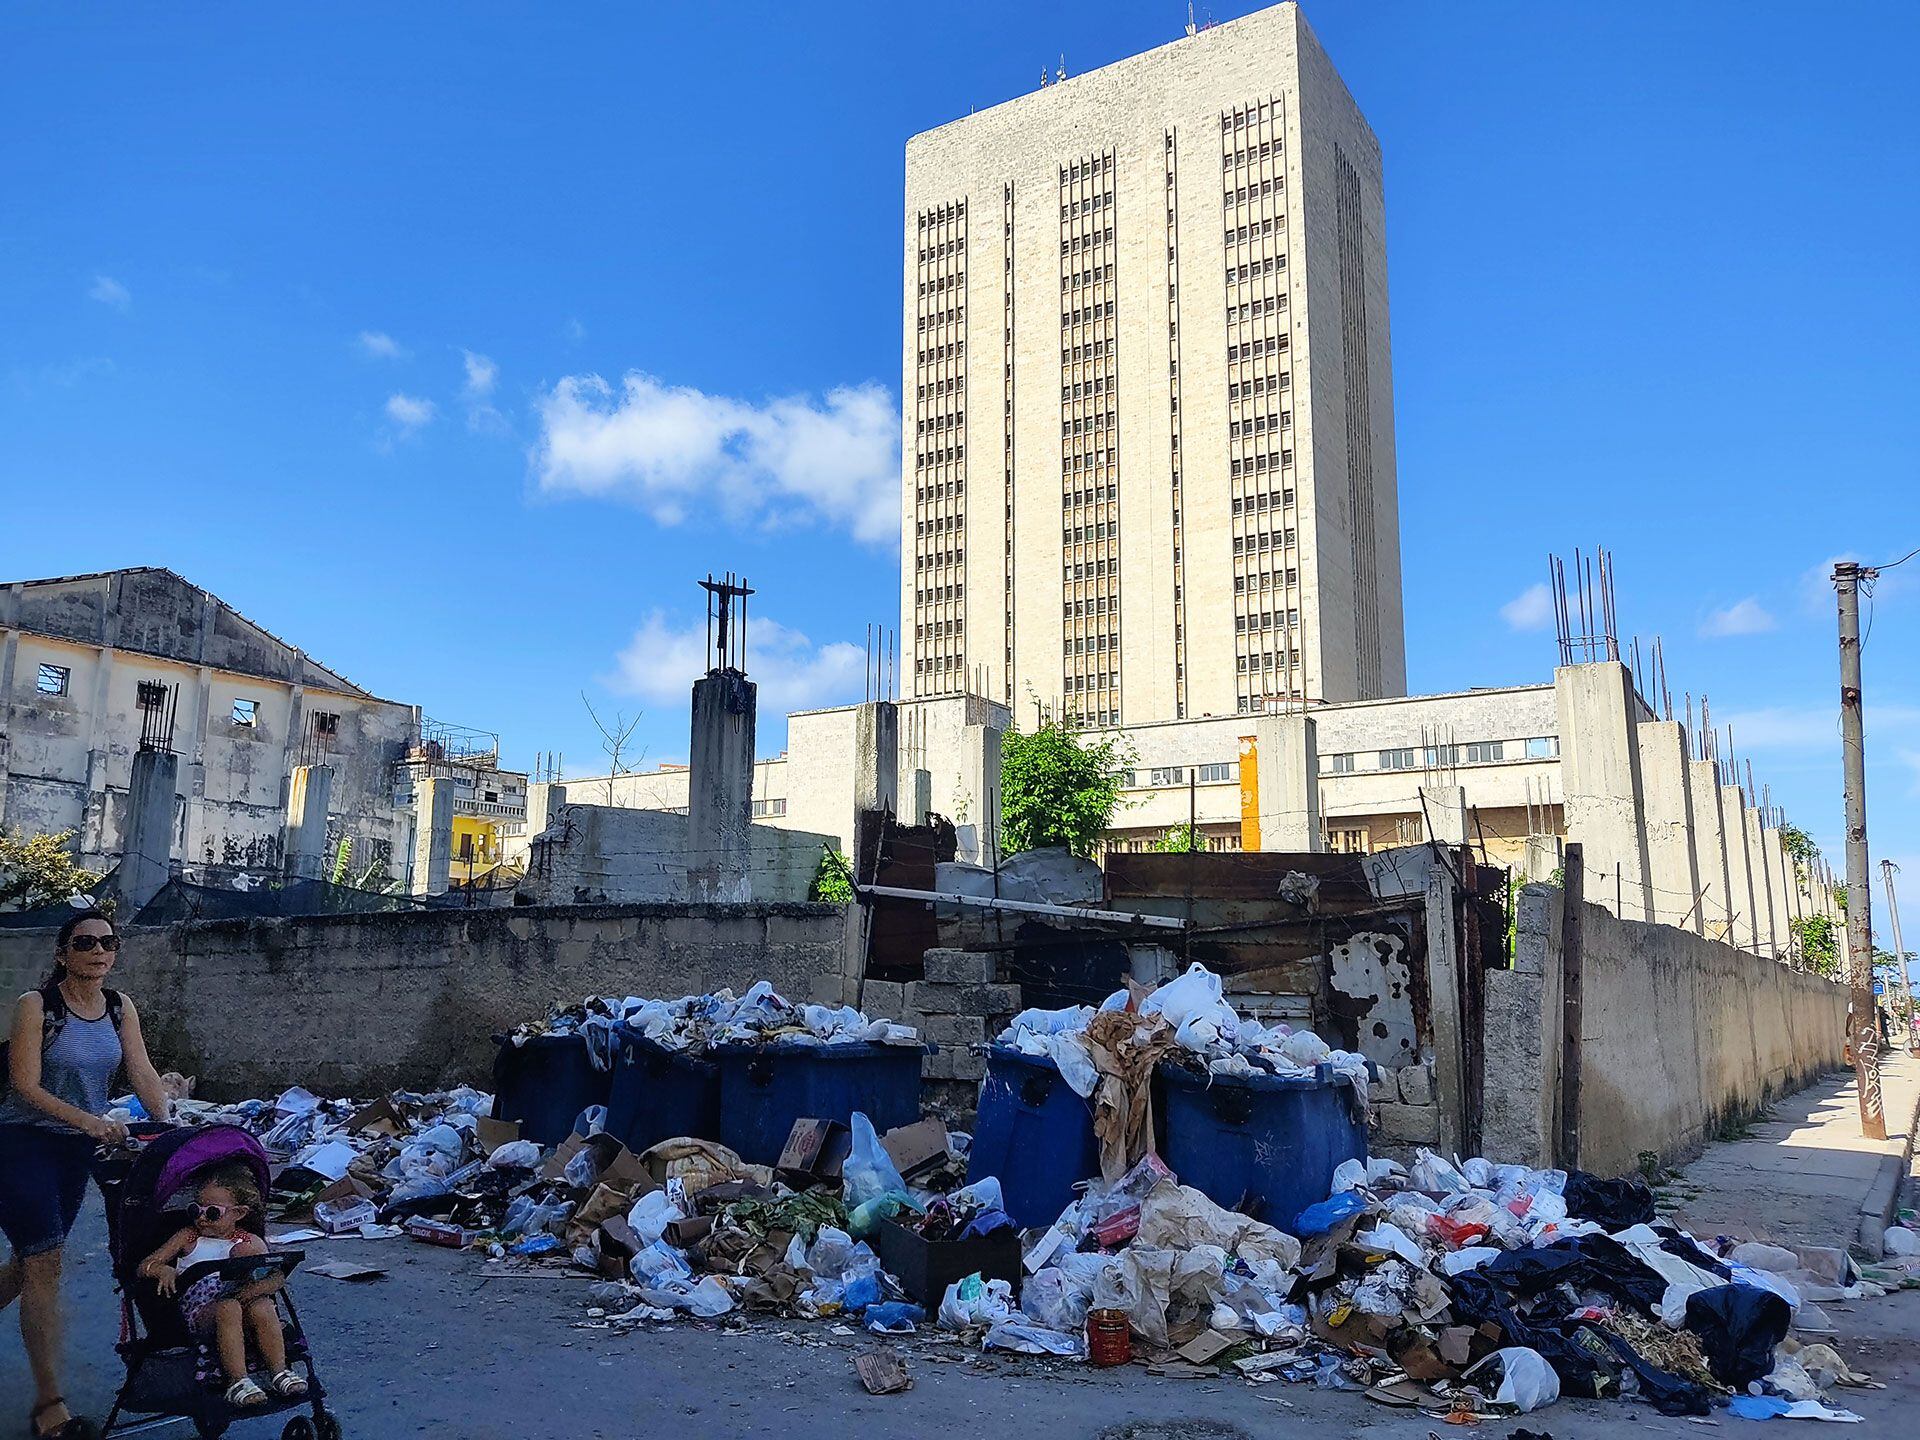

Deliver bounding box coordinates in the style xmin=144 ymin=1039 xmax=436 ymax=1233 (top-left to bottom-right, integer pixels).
xmin=902 ymin=1 xmax=1405 ymax=725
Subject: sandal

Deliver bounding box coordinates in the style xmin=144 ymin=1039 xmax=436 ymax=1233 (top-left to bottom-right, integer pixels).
xmin=225 ymin=1378 xmax=268 ymax=1408
xmin=269 ymin=1370 xmax=310 ymax=1399
xmin=29 ymin=1398 xmax=98 ymax=1440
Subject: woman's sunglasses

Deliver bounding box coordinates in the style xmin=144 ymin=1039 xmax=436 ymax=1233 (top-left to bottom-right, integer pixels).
xmin=192 ymin=1203 xmax=244 ymax=1223
xmin=65 ymin=934 xmax=120 ymax=953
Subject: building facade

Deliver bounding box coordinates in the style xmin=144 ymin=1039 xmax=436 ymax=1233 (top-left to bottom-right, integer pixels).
xmin=0 ymin=568 xmax=419 ymax=883
xmin=902 ymin=1 xmax=1405 ymax=727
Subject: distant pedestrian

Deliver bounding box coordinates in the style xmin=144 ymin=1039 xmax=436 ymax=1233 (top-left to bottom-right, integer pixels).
xmin=0 ymin=909 xmax=172 ymax=1440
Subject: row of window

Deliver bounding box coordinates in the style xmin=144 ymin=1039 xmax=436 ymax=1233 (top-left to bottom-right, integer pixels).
xmin=28 ymin=662 xmax=352 ymax=737
xmin=916 ymin=377 xmax=963 ymax=400
xmin=915 ymin=239 xmax=963 ymax=263
xmin=1233 ymin=528 xmax=1297 ymax=556
xmin=914 ymin=445 xmax=965 ymax=469
xmin=1062 ymin=339 xmax=1112 ymax=363
xmin=1067 ymin=633 xmax=1114 ymax=656
xmin=1227 ymin=335 xmax=1288 ymax=363
xmin=1235 ymin=694 xmax=1303 ymax=714
xmin=1227 ymin=296 xmax=1286 ymax=324
xmin=1064 ymin=596 xmax=1115 ymax=618
xmin=1128 ymin=761 xmax=1238 ymax=789
xmin=750 ymin=798 xmax=788 ymax=818
xmin=914 ymin=412 xmax=963 ymax=436
xmin=1236 ymin=608 xmax=1301 ymax=633
xmin=1229 ymin=374 xmax=1289 ymax=400
xmin=918 ymin=203 xmax=965 ymax=227
xmin=1231 ymin=489 xmax=1295 ymax=516
xmin=1063 ymin=521 xmax=1116 ymax=544
xmin=914 ymin=480 xmax=964 ymax=504
xmin=1061 ymin=377 xmax=1113 ymax=401
xmin=1228 ymin=255 xmax=1286 ymax=285
xmin=914 ymin=341 xmax=964 ymax=365
xmin=1064 ymin=558 xmax=1115 ymax=583
xmin=914 ymin=548 xmax=964 ymax=569
xmin=1238 ymin=650 xmax=1299 ymax=673
xmin=1060 ymin=192 xmax=1114 ymax=219
xmin=1064 ymin=672 xmax=1113 ymax=693
xmin=1229 ymin=414 xmax=1290 ymax=440
xmin=1235 ymin=570 xmax=1300 ymax=594
xmin=1229 ymin=450 xmax=1294 ymax=479
xmin=1222 ymin=105 xmax=1276 ymax=132
xmin=1223 ymin=179 xmax=1283 ymax=208
xmin=916 ymin=307 xmax=965 ymax=332
xmin=1061 ymin=228 xmax=1115 ymax=256
xmin=912 ymin=584 xmax=964 ymax=606
xmin=914 ymin=515 xmax=962 ymax=537
xmin=1332 ymin=738 xmax=1561 ymax=773
xmin=1061 ymin=155 xmax=1113 ymax=181
xmin=1221 ymin=140 xmax=1281 ymax=169
xmin=1061 ymin=263 xmax=1114 ymax=291
xmin=1226 ymin=217 xmax=1284 ymax=247
xmin=1062 ymin=299 xmax=1116 ymax=327
xmin=1061 ymin=410 xmax=1117 ymax=437
xmin=916 ymin=273 xmax=963 ymax=297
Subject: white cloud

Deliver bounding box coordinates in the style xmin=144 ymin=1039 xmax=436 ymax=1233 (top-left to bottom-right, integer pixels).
xmin=88 ymin=275 xmax=130 ymax=309
xmin=384 ymin=393 xmax=436 ymax=431
xmin=605 ymin=610 xmax=865 ymax=719
xmin=1499 ymin=582 xmax=1553 ymax=632
xmin=1700 ymin=596 xmax=1776 ymax=638
xmin=357 ymin=330 xmax=406 ymax=360
xmin=532 ymin=371 xmax=900 ymax=546
xmin=562 ymin=317 xmax=587 ymax=344
xmin=463 ymin=350 xmax=497 ymax=396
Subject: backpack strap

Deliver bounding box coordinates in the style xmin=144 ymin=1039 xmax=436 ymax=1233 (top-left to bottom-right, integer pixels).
xmin=103 ymin=987 xmax=125 ymax=1032
xmin=39 ymin=982 xmax=68 ymax=1053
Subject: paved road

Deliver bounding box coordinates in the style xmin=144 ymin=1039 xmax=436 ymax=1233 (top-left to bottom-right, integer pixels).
xmin=6 ymin=1199 xmax=1918 ymax=1439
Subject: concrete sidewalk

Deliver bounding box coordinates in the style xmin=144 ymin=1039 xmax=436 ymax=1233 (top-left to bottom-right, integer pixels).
xmin=1668 ymin=1052 xmax=1920 ymax=1256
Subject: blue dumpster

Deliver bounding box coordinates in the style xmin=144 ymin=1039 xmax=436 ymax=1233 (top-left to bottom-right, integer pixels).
xmin=967 ymin=1045 xmax=1101 ymax=1228
xmin=606 ymin=1025 xmax=722 ymax=1154
xmin=1157 ymin=1062 xmax=1368 ymax=1228
xmin=714 ymin=1042 xmax=927 ymax=1166
xmin=491 ymin=1033 xmax=612 ymax=1147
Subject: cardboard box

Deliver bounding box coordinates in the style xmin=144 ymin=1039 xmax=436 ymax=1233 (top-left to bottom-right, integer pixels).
xmin=313 ymin=1197 xmax=378 ymax=1235
xmin=475 ymin=1117 xmax=521 ymax=1156
xmin=662 ymin=1215 xmax=714 ymax=1249
xmin=403 ymin=1217 xmax=482 ymax=1248
xmin=347 ymin=1097 xmax=406 ymax=1139
xmin=879 ymin=1119 xmax=948 ymax=1181
xmin=775 ymin=1119 xmax=849 ymax=1185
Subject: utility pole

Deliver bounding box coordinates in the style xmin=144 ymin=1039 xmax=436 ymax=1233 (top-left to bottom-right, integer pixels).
xmin=1883 ymin=859 xmax=1915 ymax=1052
xmin=1835 ymin=561 xmax=1886 ymax=1138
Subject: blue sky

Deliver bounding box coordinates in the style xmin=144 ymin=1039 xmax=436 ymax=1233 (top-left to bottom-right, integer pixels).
xmin=2 ymin=3 xmax=1916 ymax=926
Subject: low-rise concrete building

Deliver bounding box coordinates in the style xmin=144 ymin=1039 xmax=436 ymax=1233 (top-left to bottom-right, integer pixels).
xmin=0 ymin=568 xmax=419 ymax=885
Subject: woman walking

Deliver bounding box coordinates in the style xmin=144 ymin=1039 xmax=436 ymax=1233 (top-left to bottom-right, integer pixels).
xmin=1 ymin=910 xmax=171 ymax=1440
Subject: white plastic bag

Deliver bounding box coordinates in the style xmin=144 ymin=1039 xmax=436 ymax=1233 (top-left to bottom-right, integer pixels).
xmin=1021 ymin=1268 xmax=1090 ymax=1332
xmin=1141 ymin=964 xmax=1238 ymax=1045
xmin=628 ymin=1190 xmax=686 ymax=1248
xmin=1471 ymin=1347 xmax=1561 ymax=1412
xmin=983 ymin=1320 xmax=1083 ymax=1356
xmin=939 ymin=1274 xmax=1014 ymax=1329
xmin=842 ymin=1112 xmax=907 ymax=1208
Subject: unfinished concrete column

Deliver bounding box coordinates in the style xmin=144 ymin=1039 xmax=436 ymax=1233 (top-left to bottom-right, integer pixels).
xmin=1419 ymin=785 xmax=1469 ymax=846
xmin=1721 ymin=783 xmax=1759 ymax=951
xmin=1519 ymin=834 xmax=1561 ymax=885
xmin=1635 ymin=722 xmax=1704 ymax=932
xmin=852 ymin=701 xmax=899 ymax=817
xmin=956 ymin=719 xmax=1004 ymax=866
xmin=1554 ymin=663 xmax=1654 ymax=922
xmin=688 ymin=670 xmax=757 ymax=904
xmin=282 ymin=763 xmax=334 ymax=880
xmin=411 ymin=776 xmax=455 ymax=897
xmin=908 ymin=769 xmax=933 ymax=828
xmin=1743 ymin=804 xmax=1779 ymax=958
xmin=116 ymin=748 xmax=178 ymax=914
xmin=1251 ymin=712 xmax=1320 ymax=851
xmin=1765 ymin=825 xmax=1798 ymax=955
xmin=525 ymin=781 xmax=568 ymax=838
xmin=1687 ymin=759 xmax=1736 ymax=946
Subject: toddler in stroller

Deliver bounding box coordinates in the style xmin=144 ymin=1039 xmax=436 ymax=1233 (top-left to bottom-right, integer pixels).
xmin=137 ymin=1162 xmax=309 ymax=1408
xmin=98 ymin=1124 xmax=338 ymax=1440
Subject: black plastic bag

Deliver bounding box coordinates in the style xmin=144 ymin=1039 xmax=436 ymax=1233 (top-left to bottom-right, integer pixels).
xmin=1684 ymin=1283 xmax=1791 ymax=1388
xmin=1481 ymin=1235 xmax=1666 ymax=1316
xmin=1562 ymin=1169 xmax=1656 ymax=1228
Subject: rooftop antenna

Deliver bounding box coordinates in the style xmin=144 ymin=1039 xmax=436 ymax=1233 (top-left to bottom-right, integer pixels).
xmin=1185 ymin=2 xmax=1198 ymax=37
xmin=1057 ymin=54 xmax=1067 ymax=82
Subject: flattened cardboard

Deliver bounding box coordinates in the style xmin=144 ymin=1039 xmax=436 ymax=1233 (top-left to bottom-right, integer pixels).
xmin=663 ymin=1215 xmax=713 ymax=1249
xmin=475 ymin=1117 xmax=521 ymax=1156
xmin=347 ymin=1097 xmax=405 ymax=1139
xmin=1176 ymin=1329 xmax=1238 ymax=1365
xmin=879 ymin=1119 xmax=948 ymax=1179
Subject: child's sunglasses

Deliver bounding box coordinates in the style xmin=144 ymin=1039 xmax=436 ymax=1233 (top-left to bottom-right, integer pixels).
xmin=191 ymin=1203 xmax=244 ymax=1223
xmin=65 ymin=934 xmax=120 ymax=952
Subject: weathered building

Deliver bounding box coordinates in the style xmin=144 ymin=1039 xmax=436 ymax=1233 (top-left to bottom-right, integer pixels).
xmin=0 ymin=568 xmax=418 ymax=883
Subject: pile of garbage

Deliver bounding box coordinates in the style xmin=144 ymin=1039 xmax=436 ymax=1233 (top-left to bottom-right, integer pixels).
xmin=1000 ymin=963 xmax=1372 ymax=1095
xmin=112 ymin=970 xmax=1918 ymax=1422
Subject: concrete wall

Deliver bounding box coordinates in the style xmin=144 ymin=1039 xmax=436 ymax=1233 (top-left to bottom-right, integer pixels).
xmin=520 ymin=803 xmax=831 ymax=905
xmin=0 ymin=903 xmax=852 ymax=1099
xmin=1483 ymin=884 xmax=1848 ymax=1177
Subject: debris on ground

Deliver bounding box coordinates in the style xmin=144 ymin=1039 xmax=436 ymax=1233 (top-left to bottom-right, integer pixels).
xmin=112 ymin=968 xmax=1913 ymax=1424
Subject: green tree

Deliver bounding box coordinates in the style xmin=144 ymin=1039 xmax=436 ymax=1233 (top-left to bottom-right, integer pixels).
xmin=0 ymin=828 xmax=103 ymax=912
xmin=999 ymin=719 xmax=1133 ymax=858
xmin=1150 ymin=823 xmax=1205 ymax=854
xmin=1777 ymin=823 xmax=1815 ymax=865
xmin=1791 ymin=913 xmax=1842 ymax=978
xmin=808 ymin=849 xmax=854 ymax=903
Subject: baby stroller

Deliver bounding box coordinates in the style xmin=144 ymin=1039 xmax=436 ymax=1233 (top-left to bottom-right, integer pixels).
xmin=95 ymin=1124 xmax=340 ymax=1440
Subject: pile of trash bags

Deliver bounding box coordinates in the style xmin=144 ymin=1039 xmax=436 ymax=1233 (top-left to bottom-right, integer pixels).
xmin=504 ymin=981 xmax=921 ymax=1069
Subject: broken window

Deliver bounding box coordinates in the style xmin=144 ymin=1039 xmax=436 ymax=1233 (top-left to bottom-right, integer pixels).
xmin=230 ymin=698 xmax=258 ymax=727
xmin=313 ymin=711 xmax=339 ymax=737
xmin=137 ymin=681 xmax=168 ymax=712
xmin=35 ymin=663 xmax=69 ymax=696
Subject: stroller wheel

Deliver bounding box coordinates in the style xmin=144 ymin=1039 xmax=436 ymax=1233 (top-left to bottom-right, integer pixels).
xmin=281 ymin=1420 xmax=316 ymax=1440
xmin=314 ymin=1411 xmax=342 ymax=1440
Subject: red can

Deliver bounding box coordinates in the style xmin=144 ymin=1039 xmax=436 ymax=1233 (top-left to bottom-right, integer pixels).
xmin=1087 ymin=1308 xmax=1132 ymax=1367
